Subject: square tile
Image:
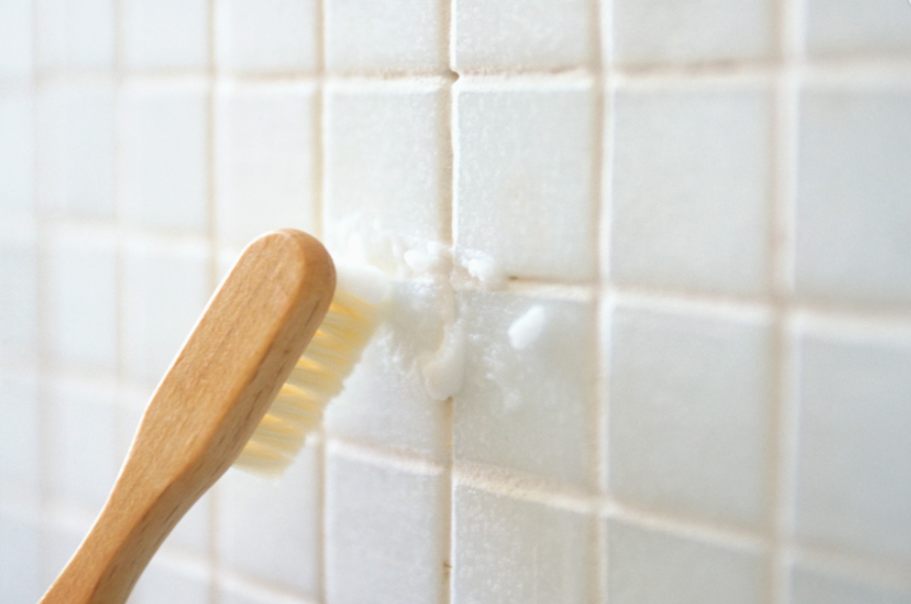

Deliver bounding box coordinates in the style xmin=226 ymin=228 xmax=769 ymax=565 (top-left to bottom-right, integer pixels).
xmin=0 ymin=93 xmax=33 ymax=213
xmin=805 ymin=0 xmax=911 ymax=57
xmin=0 ymin=372 xmax=39 ymax=492
xmin=795 ymin=84 xmax=911 ymax=305
xmin=120 ymin=81 xmax=208 ymax=231
xmin=611 ymin=79 xmax=772 ymax=295
xmin=35 ymin=0 xmax=115 ymax=69
xmin=130 ymin=554 xmax=212 ymax=604
xmin=454 ymin=289 xmax=596 ymax=487
xmin=215 ymin=83 xmax=317 ymax=247
xmin=46 ymin=377 xmax=118 ymax=509
xmin=37 ymin=81 xmax=116 ymax=219
xmin=454 ymin=80 xmax=597 ymax=281
xmin=217 ymin=443 xmax=320 ymax=596
xmin=324 ymin=82 xmax=447 ymax=254
xmin=0 ymin=513 xmax=42 ymax=602
xmin=453 ymin=483 xmax=595 ymax=603
xmin=0 ymin=223 xmax=37 ymax=361
xmin=123 ymin=0 xmax=208 ymax=69
xmin=0 ymin=0 xmax=32 ymax=79
xmin=122 ymin=238 xmax=212 ymax=385
xmin=325 ymin=280 xmax=450 ymax=460
xmin=608 ymin=301 xmax=773 ymax=528
xmin=613 ymin=0 xmax=773 ymax=65
xmin=216 ymin=0 xmax=318 ymax=73
xmin=326 ymin=0 xmax=445 ymax=73
xmin=326 ymin=444 xmax=446 ymax=604
xmin=794 ymin=324 xmax=911 ymax=561
xmin=790 ymin=563 xmax=911 ymax=604
xmin=453 ymin=0 xmax=593 ymax=72
xmin=45 ymin=228 xmax=118 ymax=370
xmin=218 ymin=574 xmax=312 ymax=604
xmin=607 ymin=519 xmax=767 ymax=604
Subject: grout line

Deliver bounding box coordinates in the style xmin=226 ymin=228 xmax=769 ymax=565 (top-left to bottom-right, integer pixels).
xmin=769 ymin=0 xmax=803 ymax=600
xmin=591 ymin=0 xmax=610 ymax=601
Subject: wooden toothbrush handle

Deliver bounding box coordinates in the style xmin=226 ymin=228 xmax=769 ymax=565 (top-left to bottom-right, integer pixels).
xmin=41 ymin=230 xmax=335 ymax=603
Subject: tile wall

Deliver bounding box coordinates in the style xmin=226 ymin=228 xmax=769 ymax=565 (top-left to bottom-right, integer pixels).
xmin=1 ymin=0 xmax=910 ymax=602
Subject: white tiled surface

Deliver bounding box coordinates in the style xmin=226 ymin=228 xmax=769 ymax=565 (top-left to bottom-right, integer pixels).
xmin=326 ymin=444 xmax=446 ymax=604
xmin=120 ymin=81 xmax=208 ymax=231
xmin=452 ymin=0 xmax=594 ymax=72
xmin=123 ymin=0 xmax=208 ymax=70
xmin=606 ymin=519 xmax=767 ymax=604
xmin=454 ymin=80 xmax=597 ymax=281
xmin=612 ymin=0 xmax=774 ymax=65
xmin=2 ymin=1 xmax=911 ymax=603
xmin=608 ymin=301 xmax=773 ymax=528
xmin=215 ymin=82 xmax=318 ymax=247
xmin=795 ymin=83 xmax=911 ymax=305
xmin=453 ymin=482 xmax=595 ymax=603
xmin=325 ymin=0 xmax=445 ymax=74
xmin=216 ymin=0 xmax=318 ymax=74
xmin=610 ymin=79 xmax=772 ymax=295
xmin=794 ymin=322 xmax=911 ymax=562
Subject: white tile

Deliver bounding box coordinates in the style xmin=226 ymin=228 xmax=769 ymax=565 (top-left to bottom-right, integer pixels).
xmin=123 ymin=0 xmax=208 ymax=70
xmin=326 ymin=444 xmax=446 ymax=604
xmin=325 ymin=280 xmax=450 ymax=460
xmin=790 ymin=563 xmax=911 ymax=604
xmin=216 ymin=0 xmax=318 ymax=73
xmin=218 ymin=574 xmax=312 ymax=604
xmin=611 ymin=80 xmax=772 ymax=295
xmin=46 ymin=377 xmax=118 ymax=510
xmin=326 ymin=0 xmax=444 ymax=73
xmin=41 ymin=520 xmax=85 ymax=589
xmin=607 ymin=519 xmax=766 ymax=604
xmin=806 ymin=0 xmax=911 ymax=57
xmin=0 ymin=513 xmax=42 ymax=602
xmin=0 ymin=93 xmax=33 ymax=213
xmin=120 ymin=82 xmax=208 ymax=231
xmin=455 ymin=80 xmax=597 ymax=281
xmin=0 ymin=372 xmax=39 ymax=492
xmin=608 ymin=302 xmax=773 ymax=528
xmin=613 ymin=0 xmax=773 ymax=65
xmin=0 ymin=224 xmax=37 ymax=362
xmin=217 ymin=443 xmax=320 ymax=596
xmin=454 ymin=289 xmax=596 ymax=487
xmin=130 ymin=554 xmax=212 ymax=604
xmin=0 ymin=0 xmax=32 ymax=79
xmin=45 ymin=228 xmax=118 ymax=370
xmin=215 ymin=83 xmax=317 ymax=247
xmin=37 ymin=81 xmax=116 ymax=219
xmin=795 ymin=84 xmax=911 ymax=305
xmin=453 ymin=483 xmax=595 ymax=603
xmin=35 ymin=0 xmax=115 ymax=69
xmin=122 ymin=238 xmax=212 ymax=385
xmin=453 ymin=0 xmax=593 ymax=72
xmin=794 ymin=327 xmax=911 ymax=561
xmin=324 ymin=82 xmax=446 ymax=254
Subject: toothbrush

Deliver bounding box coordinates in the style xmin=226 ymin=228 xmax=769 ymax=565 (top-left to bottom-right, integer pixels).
xmin=41 ymin=229 xmax=384 ymax=604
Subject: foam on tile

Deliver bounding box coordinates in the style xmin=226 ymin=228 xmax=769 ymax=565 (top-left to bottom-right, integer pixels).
xmin=507 ymin=305 xmax=548 ymax=350
xmin=421 ymin=321 xmax=466 ymax=400
xmin=458 ymin=249 xmax=506 ymax=289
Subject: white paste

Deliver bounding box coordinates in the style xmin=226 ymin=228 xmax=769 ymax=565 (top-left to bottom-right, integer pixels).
xmin=508 ymin=306 xmax=547 ymax=350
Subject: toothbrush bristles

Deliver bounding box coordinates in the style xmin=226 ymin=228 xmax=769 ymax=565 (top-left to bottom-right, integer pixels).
xmin=234 ymin=284 xmax=383 ymax=475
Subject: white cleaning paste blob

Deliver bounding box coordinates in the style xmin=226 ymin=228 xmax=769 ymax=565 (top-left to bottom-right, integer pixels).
xmin=457 ymin=250 xmax=506 ymax=289
xmin=421 ymin=323 xmax=466 ymax=400
xmin=508 ymin=305 xmax=548 ymax=351
xmin=336 ymin=264 xmax=392 ymax=305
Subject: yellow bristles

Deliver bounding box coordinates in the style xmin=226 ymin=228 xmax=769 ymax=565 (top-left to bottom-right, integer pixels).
xmin=234 ymin=270 xmax=387 ymax=474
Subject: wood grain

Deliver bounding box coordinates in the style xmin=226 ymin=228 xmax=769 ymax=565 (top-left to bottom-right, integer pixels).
xmin=41 ymin=229 xmax=335 ymax=604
